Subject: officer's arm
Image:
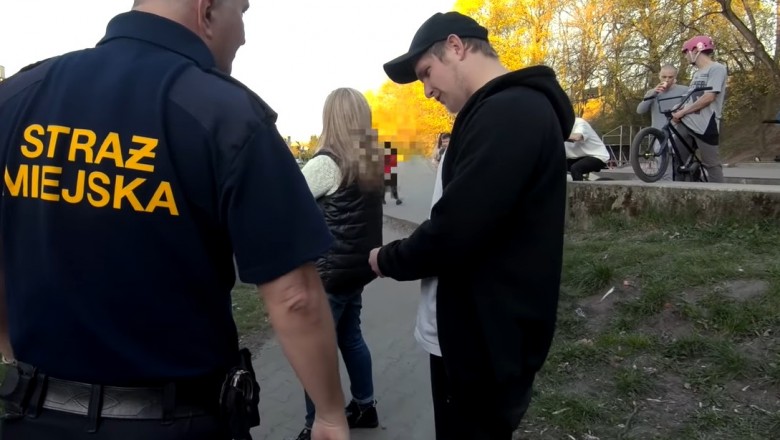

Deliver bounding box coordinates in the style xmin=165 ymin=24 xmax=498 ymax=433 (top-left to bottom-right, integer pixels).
xmin=0 ymin=235 xmax=13 ymax=361
xmin=224 ymin=121 xmax=345 ymax=428
xmin=258 ymin=263 xmax=345 ymax=424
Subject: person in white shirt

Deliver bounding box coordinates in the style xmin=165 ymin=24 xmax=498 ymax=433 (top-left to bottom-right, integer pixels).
xmin=431 ymin=132 xmax=450 ymax=167
xmin=565 ymin=117 xmax=611 ymax=180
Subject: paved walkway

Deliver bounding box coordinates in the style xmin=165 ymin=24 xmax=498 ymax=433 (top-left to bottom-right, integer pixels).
xmin=381 ymin=156 xmax=436 ymax=225
xmin=250 ymin=219 xmax=435 ymax=440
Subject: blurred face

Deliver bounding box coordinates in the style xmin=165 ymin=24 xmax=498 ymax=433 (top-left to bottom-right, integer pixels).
xmin=414 ymin=42 xmax=469 ymax=113
xmin=200 ymin=0 xmax=248 ymax=74
xmin=659 ymin=69 xmax=676 ymax=87
xmin=441 ymin=137 xmax=450 ymax=148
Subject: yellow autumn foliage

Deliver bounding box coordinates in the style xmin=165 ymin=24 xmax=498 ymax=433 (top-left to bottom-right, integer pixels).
xmin=365 ymin=0 xmax=779 ymax=157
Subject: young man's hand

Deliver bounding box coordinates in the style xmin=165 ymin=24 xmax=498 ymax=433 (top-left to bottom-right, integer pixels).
xmin=368 ymin=247 xmax=384 ymax=277
xmin=672 ymin=108 xmax=685 ymax=123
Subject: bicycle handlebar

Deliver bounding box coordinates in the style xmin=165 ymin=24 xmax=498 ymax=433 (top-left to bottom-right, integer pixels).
xmin=642 ymin=86 xmax=713 ymax=101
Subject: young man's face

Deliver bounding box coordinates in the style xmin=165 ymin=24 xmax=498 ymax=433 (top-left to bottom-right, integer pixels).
xmin=414 ymin=46 xmax=468 ymax=114
xmin=684 ymin=49 xmax=700 ymax=66
xmin=441 ymin=137 xmax=450 ymax=148
xmin=205 ymin=0 xmax=249 ymax=74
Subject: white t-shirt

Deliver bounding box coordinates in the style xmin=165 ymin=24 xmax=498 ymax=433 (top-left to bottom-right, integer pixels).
xmin=415 ymin=151 xmax=444 ymax=356
xmin=564 ymin=118 xmax=610 ymax=163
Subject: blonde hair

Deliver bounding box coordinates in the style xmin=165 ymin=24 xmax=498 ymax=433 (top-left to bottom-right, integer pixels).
xmin=317 ymin=88 xmax=383 ymax=189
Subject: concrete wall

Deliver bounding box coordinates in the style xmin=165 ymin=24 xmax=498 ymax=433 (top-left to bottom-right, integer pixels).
xmin=567 ymin=181 xmax=780 ymax=230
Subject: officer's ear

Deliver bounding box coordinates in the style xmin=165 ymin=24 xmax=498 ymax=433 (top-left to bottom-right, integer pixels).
xmin=196 ymin=0 xmax=217 ymax=39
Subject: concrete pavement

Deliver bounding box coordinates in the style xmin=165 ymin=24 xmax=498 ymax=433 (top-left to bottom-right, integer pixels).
xmin=250 ymin=218 xmax=435 ymax=440
xmin=381 ymin=156 xmax=436 ymax=225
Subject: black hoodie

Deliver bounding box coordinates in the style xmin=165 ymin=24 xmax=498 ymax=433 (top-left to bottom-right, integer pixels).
xmin=378 ymin=66 xmax=574 ymax=429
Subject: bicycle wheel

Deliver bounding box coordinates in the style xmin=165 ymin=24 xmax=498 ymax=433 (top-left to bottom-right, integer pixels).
xmin=630 ymin=127 xmax=670 ymax=182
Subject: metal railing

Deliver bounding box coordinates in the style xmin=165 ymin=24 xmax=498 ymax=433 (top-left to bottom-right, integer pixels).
xmin=601 ymin=125 xmax=644 ymax=167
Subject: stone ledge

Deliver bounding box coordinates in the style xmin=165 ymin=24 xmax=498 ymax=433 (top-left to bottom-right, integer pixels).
xmin=567 ymin=181 xmax=780 ymax=230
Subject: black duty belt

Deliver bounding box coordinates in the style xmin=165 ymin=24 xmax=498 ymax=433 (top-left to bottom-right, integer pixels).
xmin=0 ymin=351 xmax=259 ymax=438
xmin=41 ymin=377 xmax=214 ymax=420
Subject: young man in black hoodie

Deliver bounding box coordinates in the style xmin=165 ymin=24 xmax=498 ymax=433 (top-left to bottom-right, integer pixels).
xmin=368 ymin=11 xmax=575 ymax=440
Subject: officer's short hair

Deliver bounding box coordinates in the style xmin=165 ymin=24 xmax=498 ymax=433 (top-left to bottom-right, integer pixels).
xmin=427 ymin=37 xmax=498 ymax=60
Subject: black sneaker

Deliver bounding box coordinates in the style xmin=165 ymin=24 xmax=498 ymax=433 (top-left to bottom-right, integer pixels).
xmin=395 ymin=199 xmax=403 ymax=205
xmin=293 ymin=427 xmax=311 ymax=440
xmin=345 ymin=399 xmax=379 ymax=429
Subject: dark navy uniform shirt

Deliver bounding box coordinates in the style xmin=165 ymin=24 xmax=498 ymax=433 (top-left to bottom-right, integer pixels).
xmin=0 ymin=11 xmax=332 ymax=385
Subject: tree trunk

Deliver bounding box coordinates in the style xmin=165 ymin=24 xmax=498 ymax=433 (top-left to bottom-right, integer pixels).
xmin=717 ymin=0 xmax=780 ymax=88
xmin=776 ymin=0 xmax=780 ymax=60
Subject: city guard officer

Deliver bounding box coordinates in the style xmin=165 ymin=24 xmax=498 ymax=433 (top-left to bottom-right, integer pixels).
xmin=0 ymin=1 xmax=349 ymax=439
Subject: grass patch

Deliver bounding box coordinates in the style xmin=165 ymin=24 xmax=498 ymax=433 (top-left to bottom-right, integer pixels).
xmin=597 ymin=332 xmax=659 ymax=356
xmin=231 ymin=283 xmax=268 ymax=337
xmin=762 ymin=353 xmax=780 ymax=385
xmin=616 ymin=285 xmax=672 ymax=323
xmin=700 ymin=290 xmax=780 ymax=336
xmin=614 ymin=366 xmax=656 ymax=397
xmin=676 ymin=408 xmax=780 ymax=439
xmin=563 ymin=260 xmax=614 ymax=295
xmin=527 ymin=391 xmax=616 ymax=434
xmin=664 ymin=335 xmax=711 ymax=360
xmin=681 ymin=342 xmax=750 ymax=388
xmin=520 ymin=216 xmax=780 ymax=439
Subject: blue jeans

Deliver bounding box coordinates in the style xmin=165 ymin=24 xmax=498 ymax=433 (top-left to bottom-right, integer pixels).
xmin=304 ymin=289 xmax=374 ymax=427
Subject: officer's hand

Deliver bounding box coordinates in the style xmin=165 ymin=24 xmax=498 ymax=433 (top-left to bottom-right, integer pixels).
xmin=311 ymin=416 xmax=349 ymax=440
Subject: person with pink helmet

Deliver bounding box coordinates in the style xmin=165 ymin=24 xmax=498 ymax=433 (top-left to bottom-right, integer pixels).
xmin=671 ymin=35 xmax=728 ymax=182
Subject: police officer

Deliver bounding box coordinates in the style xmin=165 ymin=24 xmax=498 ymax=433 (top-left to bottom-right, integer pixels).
xmin=0 ymin=1 xmax=349 ymax=439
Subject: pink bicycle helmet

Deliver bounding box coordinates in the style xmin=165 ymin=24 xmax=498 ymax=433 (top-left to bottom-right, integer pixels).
xmin=682 ymin=36 xmax=715 ymax=53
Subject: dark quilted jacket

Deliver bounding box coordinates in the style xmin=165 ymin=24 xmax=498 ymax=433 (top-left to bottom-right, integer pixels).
xmin=313 ymin=152 xmax=383 ymax=294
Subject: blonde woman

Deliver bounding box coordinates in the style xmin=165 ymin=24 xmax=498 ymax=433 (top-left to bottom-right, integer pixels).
xmin=294 ymin=88 xmax=384 ymax=440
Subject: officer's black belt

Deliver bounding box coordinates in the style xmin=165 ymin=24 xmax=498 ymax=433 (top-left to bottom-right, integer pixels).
xmin=41 ymin=377 xmax=216 ymax=420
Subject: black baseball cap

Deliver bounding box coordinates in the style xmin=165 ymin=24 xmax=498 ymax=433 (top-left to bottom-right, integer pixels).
xmin=383 ymin=12 xmax=489 ymax=84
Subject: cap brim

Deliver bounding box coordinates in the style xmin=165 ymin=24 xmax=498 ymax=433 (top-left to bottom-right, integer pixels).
xmin=383 ymin=48 xmax=426 ymax=84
